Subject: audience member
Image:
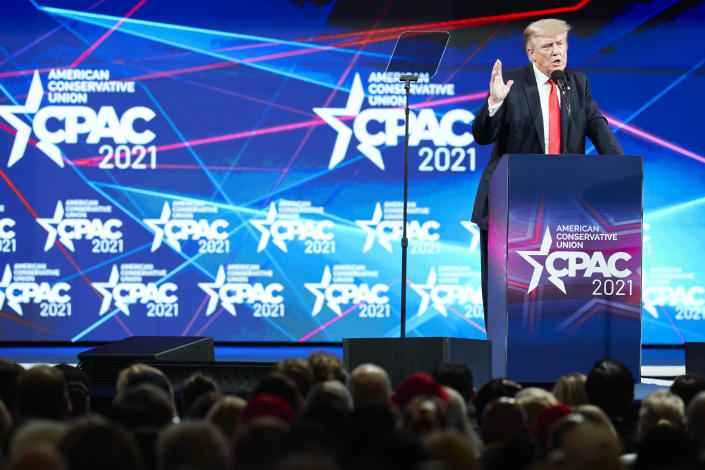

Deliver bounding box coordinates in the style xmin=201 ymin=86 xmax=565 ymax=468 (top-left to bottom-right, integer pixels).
xmin=671 ymin=373 xmax=705 ymax=409
xmin=0 ymin=360 xmax=24 ymax=414
xmin=584 ymin=358 xmax=636 ymax=450
xmin=549 ymin=421 xmax=622 ymax=470
xmin=252 ymin=371 xmax=303 ymax=414
xmin=206 ymin=395 xmax=247 ymax=443
xmin=180 ymin=372 xmax=219 ymax=416
xmin=156 ymin=421 xmax=229 ymax=470
xmin=686 ymin=390 xmax=705 ymax=453
xmin=110 ymin=382 xmax=176 ymax=430
xmin=347 ymin=363 xmax=391 ymax=409
xmin=473 ymin=378 xmax=522 ymax=426
xmin=307 ymin=351 xmax=347 ymax=385
xmin=57 ymin=415 xmax=145 ymax=470
xmin=552 ymin=372 xmax=587 ymax=407
xmin=637 ymin=389 xmax=685 ymax=440
xmin=274 ymin=358 xmax=314 ymax=399
xmin=15 ymin=365 xmax=70 ymax=421
xmin=515 ymin=387 xmax=558 ymax=438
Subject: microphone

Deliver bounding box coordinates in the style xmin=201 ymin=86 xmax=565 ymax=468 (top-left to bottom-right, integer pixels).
xmin=550 ymin=70 xmax=570 ymax=97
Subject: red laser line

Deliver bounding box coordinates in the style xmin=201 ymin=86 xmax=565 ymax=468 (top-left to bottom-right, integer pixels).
xmin=70 ymin=0 xmax=150 ymax=68
xmin=0 ymin=312 xmax=53 ymax=333
xmin=604 ymin=113 xmax=705 ymax=164
xmin=310 ymin=0 xmax=591 ymax=42
xmin=182 ymin=294 xmax=211 ymax=336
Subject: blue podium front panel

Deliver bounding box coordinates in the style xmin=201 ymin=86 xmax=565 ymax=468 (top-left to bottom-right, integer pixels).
xmin=490 ymin=154 xmax=642 ymax=382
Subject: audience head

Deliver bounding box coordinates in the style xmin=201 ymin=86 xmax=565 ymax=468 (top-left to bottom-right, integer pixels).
xmin=0 ymin=359 xmax=24 ymax=413
xmin=535 ymin=403 xmax=574 ymax=453
xmin=116 ymin=363 xmax=173 ymax=397
xmin=275 ymin=358 xmax=314 ymax=398
xmin=634 ymin=424 xmax=697 ymax=470
xmin=515 ymin=387 xmax=558 ymax=435
xmin=157 ymin=421 xmax=229 ymax=470
xmin=184 ymin=390 xmax=222 ymax=419
xmin=549 ymin=421 xmax=621 ymax=470
xmin=638 ymin=389 xmax=685 ymax=439
xmin=242 ymin=393 xmax=296 ymax=425
xmin=9 ymin=419 xmax=66 ymax=461
xmin=57 ymin=415 xmax=145 ymax=470
xmin=110 ymin=383 xmax=176 ymax=429
xmin=392 ymin=373 xmax=450 ymax=409
xmin=584 ymin=358 xmax=634 ymax=418
xmin=474 ymin=378 xmax=522 ymax=426
xmin=16 ymin=365 xmax=70 ymax=420
xmin=307 ymin=351 xmax=347 ymax=385
xmin=348 ymin=363 xmax=391 ymax=409
xmin=670 ymin=373 xmax=705 ymax=409
xmin=686 ymin=390 xmax=705 ymax=451
xmin=424 ymin=430 xmax=480 ymax=470
xmin=180 ymin=371 xmax=219 ymax=416
xmin=206 ymin=395 xmax=247 ymax=442
xmin=481 ymin=397 xmax=527 ymax=447
xmin=431 ymin=362 xmax=475 ymax=403
xmin=234 ymin=416 xmax=290 ymax=470
xmin=574 ymin=404 xmax=618 ymax=440
xmin=552 ymin=373 xmax=587 ymax=407
xmin=252 ymin=371 xmax=303 ymax=414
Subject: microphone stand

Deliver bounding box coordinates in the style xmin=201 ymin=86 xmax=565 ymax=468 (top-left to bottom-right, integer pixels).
xmin=399 ymin=73 xmax=417 ymax=339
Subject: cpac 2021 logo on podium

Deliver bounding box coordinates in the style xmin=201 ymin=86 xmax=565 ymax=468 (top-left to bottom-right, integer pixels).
xmin=489 ymin=154 xmax=643 ymax=383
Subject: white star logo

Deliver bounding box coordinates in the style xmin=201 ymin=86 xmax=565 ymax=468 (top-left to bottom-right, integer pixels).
xmin=198 ymin=266 xmax=236 ymax=316
xmin=356 ymin=203 xmax=390 ymax=252
xmin=313 ymin=73 xmax=385 ymax=170
xmin=0 ymin=265 xmax=23 ymax=316
xmin=0 ymin=70 xmax=63 ymax=167
xmin=250 ymin=203 xmax=287 ymax=253
xmin=92 ymin=265 xmax=131 ymax=315
xmin=460 ymin=220 xmax=480 ymax=252
xmin=305 ymin=266 xmax=338 ymax=316
xmin=517 ymin=227 xmax=561 ymax=293
xmin=410 ymin=267 xmax=447 ymax=316
xmin=144 ymin=202 xmax=181 ymax=252
xmin=36 ymin=201 xmax=73 ymax=252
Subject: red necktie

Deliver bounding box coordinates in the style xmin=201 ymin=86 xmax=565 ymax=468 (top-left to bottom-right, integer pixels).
xmin=548 ymin=79 xmax=561 ymax=154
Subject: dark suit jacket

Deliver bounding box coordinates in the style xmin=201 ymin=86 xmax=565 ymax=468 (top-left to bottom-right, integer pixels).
xmin=471 ymin=65 xmax=624 ymax=230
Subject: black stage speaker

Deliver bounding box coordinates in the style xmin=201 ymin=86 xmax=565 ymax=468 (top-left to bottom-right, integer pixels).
xmin=343 ymin=337 xmax=492 ymax=389
xmin=685 ymin=342 xmax=705 ymax=377
xmin=78 ymin=336 xmax=214 ymax=389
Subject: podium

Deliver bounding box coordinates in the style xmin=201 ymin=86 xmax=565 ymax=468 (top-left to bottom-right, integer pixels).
xmin=488 ymin=154 xmax=642 ymax=383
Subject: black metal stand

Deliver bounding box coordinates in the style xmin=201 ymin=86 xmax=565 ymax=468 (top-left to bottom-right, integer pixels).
xmin=399 ymin=74 xmax=417 ymax=339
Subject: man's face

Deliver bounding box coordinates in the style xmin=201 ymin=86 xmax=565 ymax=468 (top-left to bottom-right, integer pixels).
xmin=528 ymin=34 xmax=568 ymax=77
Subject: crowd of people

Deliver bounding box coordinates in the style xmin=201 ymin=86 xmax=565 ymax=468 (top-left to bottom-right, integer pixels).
xmin=1 ymin=354 xmax=705 ymax=470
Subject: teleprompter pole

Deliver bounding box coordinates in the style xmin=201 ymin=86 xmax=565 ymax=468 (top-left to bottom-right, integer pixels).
xmin=399 ymin=73 xmax=418 ymax=339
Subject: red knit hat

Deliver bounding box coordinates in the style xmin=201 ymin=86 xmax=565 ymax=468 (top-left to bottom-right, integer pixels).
xmin=392 ymin=373 xmax=451 ymax=408
xmin=242 ymin=393 xmax=296 ymax=424
xmin=535 ymin=403 xmax=573 ymax=450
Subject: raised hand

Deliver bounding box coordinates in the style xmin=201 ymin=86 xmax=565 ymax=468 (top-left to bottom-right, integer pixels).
xmin=488 ymin=59 xmax=514 ymax=106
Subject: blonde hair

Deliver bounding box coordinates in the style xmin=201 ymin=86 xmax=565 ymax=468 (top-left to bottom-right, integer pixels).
xmin=524 ymin=18 xmax=571 ymax=50
xmin=553 ymin=373 xmax=587 ymax=407
xmin=638 ymin=389 xmax=685 ymax=438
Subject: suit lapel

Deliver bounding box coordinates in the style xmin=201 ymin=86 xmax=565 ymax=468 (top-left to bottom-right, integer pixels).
xmin=522 ymin=66 xmax=544 ymax=151
xmin=560 ymin=72 xmax=571 ymax=153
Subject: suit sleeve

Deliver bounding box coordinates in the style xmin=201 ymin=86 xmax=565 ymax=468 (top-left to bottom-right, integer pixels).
xmin=582 ymin=75 xmax=625 ymax=155
xmin=472 ymin=95 xmax=505 ymax=145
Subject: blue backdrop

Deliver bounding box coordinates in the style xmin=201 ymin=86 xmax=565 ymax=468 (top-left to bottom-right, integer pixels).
xmin=0 ymin=0 xmax=703 ymax=344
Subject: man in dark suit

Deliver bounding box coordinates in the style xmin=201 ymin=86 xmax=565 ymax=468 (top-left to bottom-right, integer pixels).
xmin=472 ymin=18 xmax=624 ymax=328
